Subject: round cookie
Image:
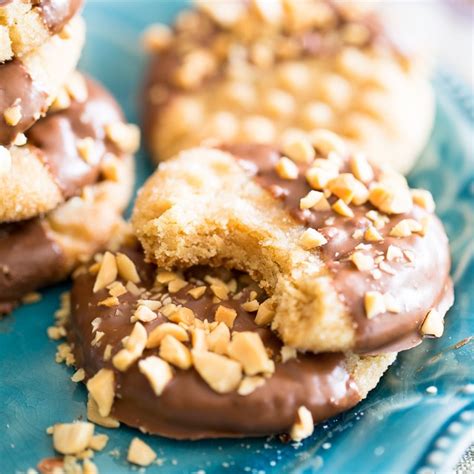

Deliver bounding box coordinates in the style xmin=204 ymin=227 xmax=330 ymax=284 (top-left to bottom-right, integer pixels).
xmin=65 ymin=243 xmax=396 ymax=440
xmin=0 ymin=14 xmax=85 ymax=147
xmin=0 ymin=73 xmax=140 ymax=223
xmin=0 ymin=0 xmax=83 ymax=62
xmin=132 ymin=137 xmax=454 ymax=354
xmin=142 ymin=0 xmax=434 ymax=174
xmin=0 ymin=151 xmax=134 ymax=314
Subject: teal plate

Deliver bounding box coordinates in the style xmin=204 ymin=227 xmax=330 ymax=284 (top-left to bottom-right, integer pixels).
xmin=1 ymin=1 xmax=473 ymax=473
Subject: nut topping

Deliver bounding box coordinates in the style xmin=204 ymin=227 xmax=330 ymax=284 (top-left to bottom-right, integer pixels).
xmin=364 ymin=291 xmax=386 ymax=319
xmin=290 ymin=406 xmax=314 ymax=442
xmin=215 ymin=305 xmax=238 ymax=328
xmin=138 ymin=356 xmax=173 ymax=396
xmin=146 ymin=322 xmax=189 ymax=348
xmin=420 ymin=309 xmax=444 ymax=337
xmin=299 ymin=228 xmax=327 ymax=249
xmin=159 ymin=334 xmax=192 ymax=369
xmin=127 ymin=438 xmax=157 ymax=467
xmin=86 ymin=369 xmax=115 ymax=417
xmin=192 ymin=350 xmax=242 ymax=393
xmin=93 ymin=252 xmax=117 ymax=293
xmin=116 ymin=253 xmax=141 ymax=283
xmin=227 ymin=332 xmax=274 ymax=376
xmin=52 ymin=422 xmax=94 ymax=455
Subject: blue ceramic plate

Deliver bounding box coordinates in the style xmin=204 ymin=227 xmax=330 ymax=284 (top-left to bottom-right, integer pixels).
xmin=1 ymin=2 xmax=473 ymax=473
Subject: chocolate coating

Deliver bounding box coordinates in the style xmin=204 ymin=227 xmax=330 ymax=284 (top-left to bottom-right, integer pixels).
xmin=69 ymin=246 xmax=362 ymax=439
xmin=0 ymin=59 xmax=48 ymax=146
xmin=223 ymin=144 xmax=454 ymax=354
xmin=34 ymin=0 xmax=83 ymax=34
xmin=26 ymin=76 xmax=124 ymax=198
xmin=0 ymin=219 xmax=64 ymax=314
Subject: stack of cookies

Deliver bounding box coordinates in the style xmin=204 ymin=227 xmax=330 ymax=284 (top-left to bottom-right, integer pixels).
xmin=0 ymin=0 xmax=139 ymax=314
xmin=47 ymin=0 xmax=454 ymax=453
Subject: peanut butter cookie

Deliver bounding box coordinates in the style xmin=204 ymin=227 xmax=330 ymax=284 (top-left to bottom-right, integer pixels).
xmin=143 ymin=0 xmax=434 ymax=174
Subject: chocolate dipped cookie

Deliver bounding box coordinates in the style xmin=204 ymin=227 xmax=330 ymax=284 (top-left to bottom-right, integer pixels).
xmin=133 ymin=133 xmax=453 ymax=354
xmin=0 ymin=14 xmax=85 ymax=147
xmin=0 ymin=73 xmax=139 ymax=222
xmin=0 ymin=0 xmax=83 ymax=62
xmin=64 ymin=242 xmax=396 ymax=440
xmin=142 ymin=0 xmax=434 ymax=174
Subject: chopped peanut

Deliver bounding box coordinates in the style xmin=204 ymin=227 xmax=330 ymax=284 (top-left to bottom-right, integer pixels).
xmin=192 ymin=350 xmax=242 ymax=393
xmin=275 ymin=156 xmax=299 ymax=180
xmin=227 ymin=332 xmax=274 ymax=375
xmin=86 ymin=369 xmax=115 ymax=417
xmin=93 ymin=252 xmax=117 ymax=293
xmin=127 ymin=438 xmax=157 ymax=467
xmin=290 ymin=406 xmax=314 ymax=442
xmin=206 ymin=322 xmax=231 ymax=355
xmin=255 ymin=298 xmax=275 ymax=326
xmin=169 ymin=307 xmax=195 ymax=325
xmin=138 ymin=356 xmax=173 ymax=396
xmin=159 ymin=335 xmax=192 ymax=369
xmin=215 ymin=305 xmax=238 ymax=328
xmin=116 ymin=253 xmax=140 ymax=283
xmin=53 ymin=422 xmax=94 ymax=455
xmin=364 ymin=291 xmax=386 ymax=319
xmin=299 ymin=228 xmax=327 ymax=249
xmin=420 ymin=309 xmax=444 ymax=337
xmin=146 ymin=322 xmax=189 ymax=348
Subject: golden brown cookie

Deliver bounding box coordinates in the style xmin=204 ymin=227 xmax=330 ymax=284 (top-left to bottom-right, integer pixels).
xmin=64 ymin=242 xmax=396 ymax=440
xmin=0 ymin=14 xmax=85 ymax=146
xmin=0 ymin=73 xmax=139 ymax=223
xmin=0 ymin=152 xmax=134 ymax=314
xmin=143 ymin=0 xmax=434 ymax=174
xmin=132 ymin=136 xmax=453 ymax=354
xmin=0 ymin=0 xmax=83 ymax=62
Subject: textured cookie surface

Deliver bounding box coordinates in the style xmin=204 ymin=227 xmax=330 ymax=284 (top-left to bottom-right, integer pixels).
xmin=143 ymin=0 xmax=434 ymax=173
xmin=65 ymin=243 xmax=395 ymax=440
xmin=0 ymin=152 xmax=134 ymax=314
xmin=0 ymin=14 xmax=85 ymax=146
xmin=0 ymin=0 xmax=83 ymax=62
xmin=0 ymin=73 xmax=140 ymax=223
xmin=133 ymin=140 xmax=453 ymax=354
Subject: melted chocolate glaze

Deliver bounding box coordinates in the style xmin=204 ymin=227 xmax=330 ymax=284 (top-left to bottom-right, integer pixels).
xmin=222 ymin=144 xmax=454 ymax=354
xmin=0 ymin=219 xmax=64 ymax=314
xmin=34 ymin=0 xmax=83 ymax=34
xmin=0 ymin=59 xmax=48 ymax=146
xmin=69 ymin=246 xmax=362 ymax=439
xmin=26 ymin=76 xmax=124 ymax=198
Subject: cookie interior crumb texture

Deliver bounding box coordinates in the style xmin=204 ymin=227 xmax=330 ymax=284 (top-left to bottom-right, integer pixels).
xmin=143 ymin=0 xmax=434 ymax=174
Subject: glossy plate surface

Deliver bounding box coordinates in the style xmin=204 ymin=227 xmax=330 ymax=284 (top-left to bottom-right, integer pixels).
xmin=1 ymin=1 xmax=473 ymax=473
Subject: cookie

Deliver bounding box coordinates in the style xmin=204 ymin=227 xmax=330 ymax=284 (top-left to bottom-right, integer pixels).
xmin=0 ymin=150 xmax=134 ymax=314
xmin=65 ymin=243 xmax=396 ymax=440
xmin=142 ymin=0 xmax=434 ymax=174
xmin=0 ymin=14 xmax=85 ymax=147
xmin=0 ymin=0 xmax=83 ymax=62
xmin=0 ymin=73 xmax=140 ymax=223
xmin=132 ymin=137 xmax=454 ymax=354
